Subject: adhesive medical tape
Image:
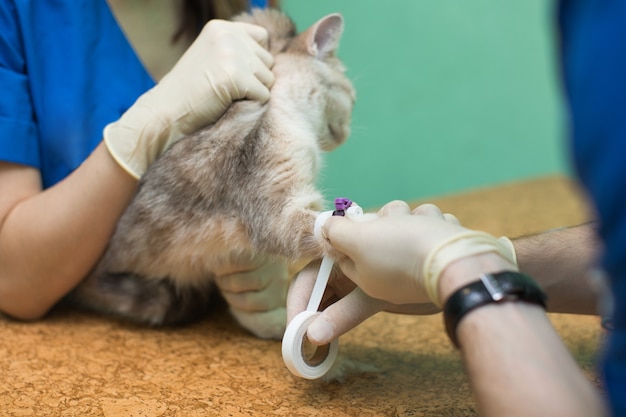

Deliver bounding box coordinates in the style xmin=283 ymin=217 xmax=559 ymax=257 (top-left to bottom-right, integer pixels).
xmin=282 ymin=311 xmax=339 ymax=380
xmin=313 ymin=211 xmax=333 ymax=240
xmin=282 ymin=256 xmax=336 ymax=379
xmin=282 ymin=208 xmax=346 ymax=380
xmin=282 ymin=204 xmax=364 ymax=379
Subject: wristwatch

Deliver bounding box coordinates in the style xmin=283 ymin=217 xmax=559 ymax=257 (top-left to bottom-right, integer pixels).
xmin=443 ymin=271 xmax=548 ymax=348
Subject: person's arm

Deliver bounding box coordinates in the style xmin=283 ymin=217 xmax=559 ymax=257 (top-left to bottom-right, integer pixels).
xmin=292 ymin=201 xmax=607 ymax=417
xmin=439 ymin=255 xmax=607 ymax=417
xmin=513 ymin=223 xmax=600 ymax=315
xmin=0 ymin=18 xmax=275 ymax=320
xmin=0 ymin=144 xmax=136 ymax=319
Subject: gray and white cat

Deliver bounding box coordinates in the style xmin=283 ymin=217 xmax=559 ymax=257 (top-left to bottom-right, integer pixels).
xmin=68 ymin=8 xmax=355 ymax=340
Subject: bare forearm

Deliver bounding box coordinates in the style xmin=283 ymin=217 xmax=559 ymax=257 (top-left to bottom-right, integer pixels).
xmin=0 ymin=143 xmax=136 ymax=319
xmin=439 ymin=255 xmax=606 ymax=417
xmin=459 ymin=303 xmax=606 ymax=417
xmin=514 ymin=224 xmax=600 ymax=315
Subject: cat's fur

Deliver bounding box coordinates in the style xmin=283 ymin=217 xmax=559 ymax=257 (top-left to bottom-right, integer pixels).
xmin=69 ymin=9 xmax=355 ymax=340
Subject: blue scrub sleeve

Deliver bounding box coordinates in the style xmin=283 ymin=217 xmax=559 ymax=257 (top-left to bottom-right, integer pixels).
xmin=0 ymin=0 xmax=40 ymax=168
xmin=250 ymin=0 xmax=269 ymax=8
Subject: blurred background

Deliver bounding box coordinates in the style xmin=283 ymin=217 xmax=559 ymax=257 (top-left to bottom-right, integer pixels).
xmin=281 ymin=0 xmax=569 ymax=209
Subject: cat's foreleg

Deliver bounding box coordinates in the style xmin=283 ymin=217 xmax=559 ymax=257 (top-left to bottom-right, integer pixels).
xmin=223 ymin=204 xmax=331 ymax=339
xmin=263 ymin=207 xmax=325 ymax=261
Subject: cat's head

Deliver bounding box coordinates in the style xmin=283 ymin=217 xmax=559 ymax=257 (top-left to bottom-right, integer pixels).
xmin=235 ymin=9 xmax=356 ymax=152
xmin=287 ymin=13 xmax=355 ymax=152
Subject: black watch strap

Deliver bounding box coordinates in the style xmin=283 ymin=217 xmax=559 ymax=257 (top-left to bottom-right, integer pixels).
xmin=443 ymin=271 xmax=548 ymax=348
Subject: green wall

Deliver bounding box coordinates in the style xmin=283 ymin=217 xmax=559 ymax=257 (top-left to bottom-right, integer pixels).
xmin=281 ymin=0 xmax=569 ymax=209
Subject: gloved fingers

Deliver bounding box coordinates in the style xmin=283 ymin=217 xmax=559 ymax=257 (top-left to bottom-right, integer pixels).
xmin=305 ymin=288 xmax=386 ymax=345
xmin=322 ymin=200 xmax=412 ymax=262
xmin=287 ymin=261 xmax=359 ymax=324
xmin=235 ymin=21 xmax=271 ymax=49
xmin=215 ymin=266 xmax=267 ymax=293
xmin=286 ymin=261 xmax=320 ymax=323
xmin=321 ymin=216 xmax=360 ymax=255
xmin=221 ymin=285 xmax=286 ymax=312
xmin=198 ymin=21 xmax=274 ymax=103
xmin=412 ymin=203 xmax=461 ymax=225
xmin=443 ymin=212 xmax=461 ymax=225
xmin=220 ymin=263 xmax=289 ymax=312
xmin=319 ymin=267 xmax=357 ymax=310
xmin=203 ymin=20 xmax=270 ymax=52
xmin=412 ymin=203 xmax=445 ymax=218
xmin=377 ymin=200 xmax=411 ymax=217
xmin=252 ymin=61 xmax=275 ymax=90
xmin=214 ymin=256 xmax=286 ymax=292
xmin=332 ymin=256 xmax=358 ymax=286
xmin=245 ymin=37 xmax=275 ymax=70
xmin=240 ymin=33 xmax=274 ymax=82
xmin=218 ymin=50 xmax=273 ymax=103
xmin=239 ymin=72 xmax=273 ymax=103
xmin=209 ymin=57 xmax=272 ymax=104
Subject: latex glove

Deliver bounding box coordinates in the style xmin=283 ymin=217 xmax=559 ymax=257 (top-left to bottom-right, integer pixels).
xmin=104 ymin=19 xmax=275 ymax=178
xmin=287 ymin=260 xmax=440 ymax=345
xmin=286 ymin=201 xmax=517 ymax=345
xmin=215 ymin=254 xmax=289 ymax=312
xmin=324 ymin=201 xmax=517 ymax=305
xmin=416 ymin=204 xmax=518 ymax=272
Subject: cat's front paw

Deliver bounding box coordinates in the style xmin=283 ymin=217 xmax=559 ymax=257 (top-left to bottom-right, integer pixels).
xmin=230 ymin=307 xmax=287 ymax=340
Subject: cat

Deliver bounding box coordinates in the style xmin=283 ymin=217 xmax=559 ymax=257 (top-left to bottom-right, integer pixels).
xmin=68 ymin=8 xmax=356 ymax=340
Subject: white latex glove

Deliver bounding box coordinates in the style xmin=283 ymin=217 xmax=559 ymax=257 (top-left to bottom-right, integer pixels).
xmin=323 ymin=201 xmax=517 ymax=305
xmin=104 ymin=19 xmax=275 ymax=178
xmin=286 ymin=260 xmax=439 ymax=345
xmin=286 ymin=201 xmax=517 ymax=345
xmin=215 ymin=254 xmax=289 ymax=312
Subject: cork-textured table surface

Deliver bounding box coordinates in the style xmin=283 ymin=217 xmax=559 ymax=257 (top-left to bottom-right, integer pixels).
xmin=0 ymin=175 xmax=603 ymax=416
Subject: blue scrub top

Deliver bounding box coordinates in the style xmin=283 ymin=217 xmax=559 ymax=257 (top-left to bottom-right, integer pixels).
xmin=559 ymin=0 xmax=626 ymax=414
xmin=0 ymin=0 xmax=266 ymax=189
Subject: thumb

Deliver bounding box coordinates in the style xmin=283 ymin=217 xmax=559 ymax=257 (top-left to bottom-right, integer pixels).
xmin=286 ymin=261 xmax=319 ymax=323
xmin=322 ymin=216 xmax=360 ymax=256
xmin=306 ymin=288 xmax=386 ymax=345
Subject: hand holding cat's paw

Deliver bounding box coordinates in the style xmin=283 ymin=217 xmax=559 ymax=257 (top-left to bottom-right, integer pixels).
xmin=215 ymin=255 xmax=289 ymax=312
xmin=230 ymin=307 xmax=286 ymax=340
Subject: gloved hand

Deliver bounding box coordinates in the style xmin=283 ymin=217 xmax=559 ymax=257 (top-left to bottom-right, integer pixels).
xmin=286 ymin=201 xmax=517 ymax=345
xmin=322 ymin=201 xmax=517 ymax=305
xmin=215 ymin=254 xmax=290 ymax=313
xmin=287 ymin=259 xmax=440 ymax=345
xmin=104 ymin=19 xmax=275 ymax=178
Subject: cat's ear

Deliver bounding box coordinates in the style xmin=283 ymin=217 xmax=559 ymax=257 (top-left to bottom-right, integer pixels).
xmin=304 ymin=13 xmax=344 ymax=59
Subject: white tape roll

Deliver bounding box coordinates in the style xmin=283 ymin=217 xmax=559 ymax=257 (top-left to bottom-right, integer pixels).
xmin=282 ymin=311 xmax=339 ymax=380
xmin=282 ymin=203 xmax=363 ymax=380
